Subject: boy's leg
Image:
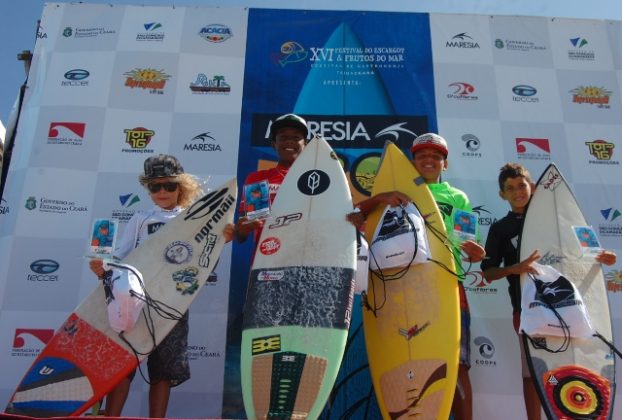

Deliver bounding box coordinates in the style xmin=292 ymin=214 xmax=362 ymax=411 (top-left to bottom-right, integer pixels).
xmin=149 ymin=379 xmax=171 ymax=418
xmin=104 ymin=377 xmax=131 ymax=417
xmin=514 ymin=311 xmax=541 ymax=420
xmin=452 ymin=364 xmax=473 ymax=420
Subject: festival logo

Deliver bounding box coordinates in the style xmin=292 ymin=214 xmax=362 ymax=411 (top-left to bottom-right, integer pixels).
xmin=447 ymin=82 xmax=478 ymax=101
xmin=446 ymin=32 xmax=480 ymax=49
xmin=62 ymin=69 xmax=89 ymax=87
xmin=61 ymin=26 xmax=116 ymax=38
xmin=605 ymin=270 xmax=622 ymax=293
xmin=599 ymin=207 xmax=622 ymax=239
xmin=276 ymin=41 xmax=308 ymax=67
xmin=568 ymin=37 xmax=595 ymax=61
xmin=184 ymin=132 xmax=222 ymax=152
xmin=124 ymin=68 xmax=170 ymax=93
xmin=512 ymin=85 xmax=539 ymax=103
xmin=473 ymin=336 xmax=497 ymax=367
xmin=28 ymin=259 xmax=60 ymax=282
xmin=136 ymin=22 xmax=164 ymax=42
xmin=189 ymin=74 xmax=231 ymax=94
xmin=11 ymin=328 xmax=54 ymax=358
xmin=515 ymin=137 xmax=550 ymax=160
xmin=585 ymin=139 xmax=618 ymax=165
xmin=461 ymin=134 xmax=482 ymax=157
xmin=198 ymin=24 xmax=233 ymax=43
xmin=47 ymin=122 xmax=85 ymax=146
xmin=122 ymin=127 xmax=155 ymax=154
xmin=570 ymin=86 xmax=611 ymax=108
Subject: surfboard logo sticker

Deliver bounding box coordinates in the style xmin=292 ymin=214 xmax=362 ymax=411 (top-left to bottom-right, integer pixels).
xmin=172 ymin=267 xmax=200 ymax=295
xmin=251 ymin=334 xmax=281 ymax=355
xmin=164 ymin=241 xmax=193 ymax=264
xmin=198 ymin=233 xmax=217 ymax=268
xmin=541 ymin=170 xmax=561 ymax=190
xmin=257 ymin=270 xmax=285 ymax=281
xmin=544 ymin=365 xmax=610 ymax=419
xmin=297 ymin=170 xmax=330 ymax=196
xmin=268 ymin=213 xmax=303 ymax=229
xmin=259 ymin=237 xmax=281 ymax=255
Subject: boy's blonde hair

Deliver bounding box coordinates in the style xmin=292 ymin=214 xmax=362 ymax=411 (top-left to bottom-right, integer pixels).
xmin=176 ymin=173 xmax=203 ymax=208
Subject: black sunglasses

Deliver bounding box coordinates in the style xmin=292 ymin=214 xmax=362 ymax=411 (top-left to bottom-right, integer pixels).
xmin=147 ymin=182 xmax=179 ymax=193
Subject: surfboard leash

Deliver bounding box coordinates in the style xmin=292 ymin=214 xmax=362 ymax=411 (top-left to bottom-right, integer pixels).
xmin=592 ymin=332 xmax=622 ymax=359
xmin=422 ymin=219 xmax=472 ymax=281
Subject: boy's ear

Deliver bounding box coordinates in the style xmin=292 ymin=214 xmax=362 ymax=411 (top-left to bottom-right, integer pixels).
xmin=498 ymin=189 xmax=507 ymax=201
xmin=529 ymin=182 xmax=536 ymax=192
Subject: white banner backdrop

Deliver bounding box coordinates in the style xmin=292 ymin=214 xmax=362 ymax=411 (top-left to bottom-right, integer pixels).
xmin=0 ymin=3 xmax=622 ymax=420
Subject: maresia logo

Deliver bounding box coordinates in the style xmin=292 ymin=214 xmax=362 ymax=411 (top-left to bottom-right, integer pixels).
xmin=184 ymin=132 xmax=222 ymax=152
xmin=446 ymin=32 xmax=480 ymax=49
xmin=297 ymin=170 xmax=330 ymax=196
xmin=531 ymin=275 xmax=577 ymax=308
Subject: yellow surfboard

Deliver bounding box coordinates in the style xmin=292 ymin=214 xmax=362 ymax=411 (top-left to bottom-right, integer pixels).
xmin=362 ymin=142 xmax=459 ymax=419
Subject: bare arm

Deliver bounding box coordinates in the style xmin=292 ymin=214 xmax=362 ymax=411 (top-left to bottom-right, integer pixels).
xmin=482 ymin=249 xmax=541 ymax=281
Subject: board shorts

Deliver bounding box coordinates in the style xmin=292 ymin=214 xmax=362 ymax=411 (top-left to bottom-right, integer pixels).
xmin=513 ymin=311 xmax=531 ymax=378
xmin=459 ymin=283 xmax=471 ymax=368
xmin=147 ymin=311 xmax=191 ymax=387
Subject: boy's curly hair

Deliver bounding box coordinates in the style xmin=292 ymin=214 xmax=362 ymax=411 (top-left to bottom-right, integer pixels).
xmin=176 ymin=173 xmax=204 ymax=208
xmin=498 ymin=163 xmax=532 ymax=191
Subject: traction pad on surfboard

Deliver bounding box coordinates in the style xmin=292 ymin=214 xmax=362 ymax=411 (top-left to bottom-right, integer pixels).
xmin=252 ymin=351 xmax=327 ymax=419
xmin=543 ymin=364 xmax=611 ymax=420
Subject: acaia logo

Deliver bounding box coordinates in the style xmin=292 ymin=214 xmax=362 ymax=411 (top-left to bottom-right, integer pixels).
xmin=123 ymin=127 xmax=155 ymax=150
xmin=119 ymin=193 xmax=140 ymax=208
xmin=570 ymin=86 xmax=611 ymax=106
xmin=259 ymin=237 xmax=281 ymax=255
xmin=48 ymin=122 xmax=85 ymax=145
xmin=189 ymin=74 xmax=230 ymax=93
xmin=515 ymin=138 xmax=550 ymax=161
xmin=13 ymin=329 xmax=55 ymax=348
xmin=199 ymin=24 xmax=232 ymax=43
xmin=585 ymin=139 xmax=615 ymax=161
xmin=124 ymin=68 xmax=170 ymax=91
xmin=276 ymin=41 xmax=308 ymax=67
xmin=184 ymin=132 xmax=222 ymax=152
xmin=446 ymin=32 xmax=480 ymax=48
xmin=601 ymin=208 xmax=622 ymax=222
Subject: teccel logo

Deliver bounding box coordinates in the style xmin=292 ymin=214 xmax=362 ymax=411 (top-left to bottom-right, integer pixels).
xmin=64 ymin=69 xmax=89 ymax=81
xmin=28 ymin=259 xmax=60 ymax=282
xmin=512 ymin=85 xmax=537 ymax=97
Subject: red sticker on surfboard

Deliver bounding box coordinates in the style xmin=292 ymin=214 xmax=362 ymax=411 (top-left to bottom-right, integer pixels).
xmin=259 ymin=237 xmax=281 ymax=255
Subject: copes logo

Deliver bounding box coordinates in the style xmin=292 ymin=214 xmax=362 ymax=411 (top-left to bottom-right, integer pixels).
xmin=515 ymin=138 xmax=550 ymax=161
xmin=47 ymin=122 xmax=85 ymax=145
xmin=124 ymin=68 xmax=170 ymax=92
xmin=28 ymin=259 xmax=60 ymax=282
xmin=62 ymin=69 xmax=89 ymax=87
xmin=297 ymin=170 xmax=330 ymax=196
xmin=189 ymin=74 xmax=231 ymax=94
xmin=123 ymin=127 xmax=155 ymax=153
xmin=199 ymin=24 xmax=232 ymax=43
xmin=585 ymin=140 xmax=617 ymax=165
xmin=474 ymin=336 xmax=497 ymax=366
xmin=571 ymin=86 xmax=611 ymax=108
xmin=184 ymin=132 xmax=222 ymax=152
xmin=12 ymin=329 xmax=54 ymax=357
xmin=259 ymin=237 xmax=281 ymax=255
xmin=461 ymin=134 xmax=481 ymax=157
